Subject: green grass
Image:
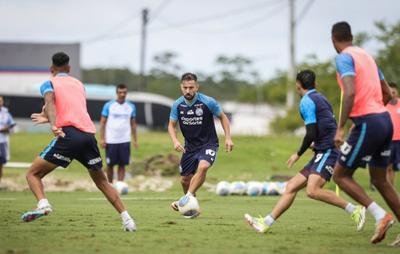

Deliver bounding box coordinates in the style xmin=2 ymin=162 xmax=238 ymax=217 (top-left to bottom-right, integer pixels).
xmin=1 ymin=132 xmax=399 ymax=254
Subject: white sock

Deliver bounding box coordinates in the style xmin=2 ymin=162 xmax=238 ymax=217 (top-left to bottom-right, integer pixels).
xmin=345 ymin=203 xmax=356 ymax=214
xmin=186 ymin=191 xmax=194 ymax=197
xmin=120 ymin=210 xmax=132 ymax=222
xmin=367 ymin=202 xmax=386 ymax=222
xmin=264 ymin=214 xmax=275 ymax=226
xmin=37 ymin=199 xmax=50 ymax=209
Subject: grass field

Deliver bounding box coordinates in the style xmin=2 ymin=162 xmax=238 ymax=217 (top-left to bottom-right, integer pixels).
xmin=1 ymin=132 xmax=399 ymax=254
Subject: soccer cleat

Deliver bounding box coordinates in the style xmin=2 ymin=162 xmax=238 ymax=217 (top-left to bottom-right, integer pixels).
xmin=351 ymin=206 xmax=366 ymax=231
xmin=170 ymin=201 xmax=179 ymax=212
xmin=122 ymin=219 xmax=137 ymax=232
xmin=370 ymin=213 xmax=394 ymax=244
xmin=389 ymin=234 xmax=400 ymax=247
xmin=21 ymin=206 xmax=52 ymax=222
xmin=244 ymin=213 xmax=270 ymax=233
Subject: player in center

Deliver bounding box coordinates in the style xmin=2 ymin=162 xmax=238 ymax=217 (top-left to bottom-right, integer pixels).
xmin=168 ymin=73 xmax=234 ymax=218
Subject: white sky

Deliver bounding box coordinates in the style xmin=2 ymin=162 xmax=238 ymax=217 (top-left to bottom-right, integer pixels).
xmin=0 ymin=0 xmax=399 ymax=80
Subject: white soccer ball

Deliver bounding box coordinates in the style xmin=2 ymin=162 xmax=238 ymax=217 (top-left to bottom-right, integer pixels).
xmin=262 ymin=182 xmax=270 ymax=195
xmin=246 ymin=181 xmax=263 ymax=196
xmin=114 ymin=181 xmax=129 ymax=195
xmin=216 ymin=181 xmax=231 ymax=196
xmin=230 ymin=181 xmax=247 ymax=195
xmin=267 ymin=182 xmax=280 ymax=196
xmin=177 ymin=195 xmax=200 ymax=218
xmin=277 ymin=182 xmax=287 ymax=195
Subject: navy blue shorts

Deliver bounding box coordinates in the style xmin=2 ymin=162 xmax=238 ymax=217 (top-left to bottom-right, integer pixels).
xmin=40 ymin=126 xmax=102 ymax=170
xmin=338 ymin=112 xmax=393 ymax=170
xmin=300 ymin=148 xmax=338 ymax=181
xmin=179 ymin=145 xmax=218 ymax=176
xmin=106 ymin=142 xmax=130 ymax=166
xmin=390 ymin=140 xmax=400 ymax=171
xmin=0 ymin=142 xmax=8 ymax=164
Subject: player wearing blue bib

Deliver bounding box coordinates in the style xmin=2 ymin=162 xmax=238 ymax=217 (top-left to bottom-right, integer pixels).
xmin=168 ymin=73 xmax=234 ymax=217
xmin=245 ymin=70 xmax=365 ymax=234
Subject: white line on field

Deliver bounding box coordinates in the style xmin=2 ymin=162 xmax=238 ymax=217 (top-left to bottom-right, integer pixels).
xmin=0 ymin=197 xmax=16 ymax=200
xmin=79 ymin=197 xmax=315 ymax=201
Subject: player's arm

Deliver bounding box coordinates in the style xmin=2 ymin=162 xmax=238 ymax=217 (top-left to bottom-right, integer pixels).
xmin=44 ymin=92 xmax=65 ymax=138
xmin=31 ymin=105 xmax=49 ymax=125
xmin=217 ymin=112 xmax=234 ymax=152
xmin=168 ymin=120 xmax=185 ymax=153
xmin=130 ymin=118 xmax=138 ymax=149
xmin=378 ymin=69 xmax=392 ymax=105
xmin=287 ymin=123 xmax=317 ymax=168
xmin=99 ymin=116 xmax=107 ymax=148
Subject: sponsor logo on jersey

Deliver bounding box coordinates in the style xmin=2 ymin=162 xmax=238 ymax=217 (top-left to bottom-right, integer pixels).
xmin=381 ymin=150 xmax=391 ymax=157
xmin=53 ymin=153 xmax=71 ymax=163
xmin=187 ymin=110 xmax=194 ymax=115
xmin=180 ymin=111 xmax=184 ymax=114
xmin=195 ymin=108 xmax=203 ymax=116
xmin=181 ymin=116 xmax=203 ymax=125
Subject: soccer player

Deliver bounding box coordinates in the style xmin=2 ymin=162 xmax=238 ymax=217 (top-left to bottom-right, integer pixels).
xmin=244 ymin=70 xmax=366 ymax=233
xmin=21 ymin=52 xmax=136 ymax=232
xmin=0 ymin=96 xmax=15 ymax=185
xmin=386 ymin=82 xmax=400 ymax=185
xmin=331 ymin=21 xmax=400 ymax=244
xmin=100 ymin=84 xmax=138 ymax=183
xmin=168 ymin=73 xmax=234 ymax=217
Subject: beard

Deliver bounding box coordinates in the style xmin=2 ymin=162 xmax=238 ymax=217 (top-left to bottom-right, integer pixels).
xmin=184 ymin=93 xmax=195 ymax=100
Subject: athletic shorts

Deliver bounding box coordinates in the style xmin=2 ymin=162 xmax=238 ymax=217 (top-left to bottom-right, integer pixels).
xmin=300 ymin=148 xmax=338 ymax=181
xmin=179 ymin=144 xmax=218 ymax=176
xmin=40 ymin=126 xmax=102 ymax=170
xmin=106 ymin=142 xmax=130 ymax=166
xmin=338 ymin=112 xmax=393 ymax=170
xmin=0 ymin=142 xmax=8 ymax=164
xmin=390 ymin=140 xmax=400 ymax=171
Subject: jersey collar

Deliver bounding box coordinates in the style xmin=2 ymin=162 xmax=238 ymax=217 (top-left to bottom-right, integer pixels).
xmin=304 ymin=89 xmax=316 ymax=96
xmin=56 ymin=73 xmax=68 ymax=77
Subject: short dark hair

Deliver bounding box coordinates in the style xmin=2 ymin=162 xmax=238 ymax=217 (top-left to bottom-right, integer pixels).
xmin=52 ymin=52 xmax=70 ymax=67
xmin=181 ymin=72 xmax=197 ymax=82
xmin=389 ymin=81 xmax=398 ymax=89
xmin=296 ymin=70 xmax=316 ymax=90
xmin=116 ymin=83 xmax=127 ymax=92
xmin=332 ymin=21 xmax=353 ymax=42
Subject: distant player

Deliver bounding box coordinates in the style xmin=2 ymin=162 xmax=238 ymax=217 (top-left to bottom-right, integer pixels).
xmin=244 ymin=70 xmax=365 ymax=233
xmin=386 ymin=82 xmax=400 ymax=185
xmin=100 ymin=84 xmax=138 ymax=183
xmin=168 ymin=73 xmax=234 ymax=217
xmin=21 ymin=52 xmax=136 ymax=232
xmin=0 ymin=96 xmax=15 ymax=185
xmin=331 ymin=21 xmax=400 ymax=244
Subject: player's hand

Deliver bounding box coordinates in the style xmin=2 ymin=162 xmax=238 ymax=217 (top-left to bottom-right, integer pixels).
xmin=286 ymin=153 xmax=300 ymax=168
xmin=31 ymin=112 xmax=49 ymax=125
xmin=133 ymin=141 xmax=139 ymax=149
xmin=334 ymin=127 xmax=345 ymax=149
xmin=225 ymin=138 xmax=234 ymax=152
xmin=173 ymin=140 xmax=185 ymax=153
xmin=51 ymin=125 xmax=65 ymax=138
xmin=100 ymin=139 xmax=106 ymax=149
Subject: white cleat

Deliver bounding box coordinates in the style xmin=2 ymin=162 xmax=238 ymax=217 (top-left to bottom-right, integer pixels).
xmin=21 ymin=205 xmax=53 ymax=222
xmin=122 ymin=219 xmax=137 ymax=232
xmin=244 ymin=213 xmax=270 ymax=233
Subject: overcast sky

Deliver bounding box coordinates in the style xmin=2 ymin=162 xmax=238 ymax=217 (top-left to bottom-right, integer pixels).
xmin=0 ymin=0 xmax=399 ymax=80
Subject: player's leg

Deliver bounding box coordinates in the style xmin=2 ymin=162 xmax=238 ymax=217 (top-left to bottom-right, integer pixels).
xmin=180 ymin=175 xmax=192 ymax=194
xmin=387 ymin=164 xmax=395 ymax=185
xmin=0 ymin=164 xmax=3 ymax=183
xmin=244 ymin=173 xmax=307 ymax=233
xmin=187 ymin=146 xmax=218 ymax=195
xmin=117 ymin=142 xmax=130 ymax=182
xmin=22 ymin=157 xmax=58 ymax=222
xmin=106 ymin=165 xmax=114 ymax=183
xmin=105 ymin=144 xmax=117 ymax=183
xmin=369 ymin=167 xmax=400 ymax=221
xmin=0 ymin=142 xmax=7 ymax=184
xmin=187 ymin=160 xmax=211 ymax=195
xmin=79 ymin=133 xmax=136 ymax=232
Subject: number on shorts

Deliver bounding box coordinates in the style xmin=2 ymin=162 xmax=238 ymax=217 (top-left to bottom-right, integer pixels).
xmin=314 ymin=153 xmax=323 ymax=163
xmin=340 ymin=142 xmax=352 ymax=155
xmin=205 ymin=149 xmax=216 ymax=156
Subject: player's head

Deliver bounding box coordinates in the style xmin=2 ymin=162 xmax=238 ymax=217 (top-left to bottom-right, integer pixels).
xmin=116 ymin=83 xmax=128 ymax=101
xmin=180 ymin=72 xmax=198 ymax=100
xmin=389 ymin=81 xmax=398 ymax=99
xmin=51 ymin=52 xmax=70 ymax=75
xmin=296 ymin=70 xmax=316 ymax=94
xmin=331 ymin=21 xmax=353 ymax=53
